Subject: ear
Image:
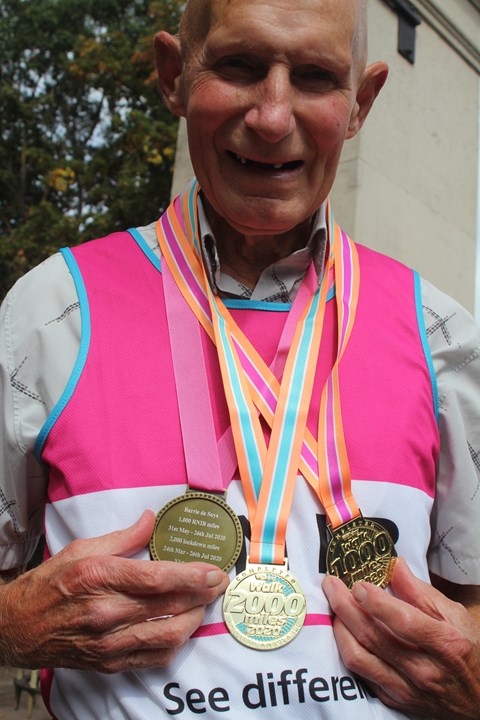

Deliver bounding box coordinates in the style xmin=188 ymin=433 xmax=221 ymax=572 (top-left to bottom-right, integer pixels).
xmin=154 ymin=31 xmax=186 ymax=117
xmin=346 ymin=61 xmax=389 ymax=139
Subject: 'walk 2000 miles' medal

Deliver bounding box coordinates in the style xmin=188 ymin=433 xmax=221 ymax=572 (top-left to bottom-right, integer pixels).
xmin=223 ymin=561 xmax=306 ymax=650
xmin=150 ymin=489 xmax=243 ymax=572
xmin=326 ymin=515 xmax=397 ymax=589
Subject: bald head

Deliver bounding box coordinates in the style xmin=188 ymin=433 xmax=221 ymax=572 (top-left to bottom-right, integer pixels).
xmin=354 ymin=0 xmax=368 ymax=67
xmin=178 ymin=0 xmax=212 ymax=61
xmin=179 ymin=0 xmax=368 ymax=70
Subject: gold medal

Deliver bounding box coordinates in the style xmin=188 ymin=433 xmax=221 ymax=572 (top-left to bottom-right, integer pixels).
xmin=150 ymin=489 xmax=243 ymax=572
xmin=326 ymin=515 xmax=397 ymax=589
xmin=223 ymin=561 xmax=307 ymax=650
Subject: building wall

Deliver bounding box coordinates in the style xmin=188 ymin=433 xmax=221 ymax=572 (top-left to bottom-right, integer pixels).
xmin=331 ymin=0 xmax=480 ymax=310
xmin=170 ymin=0 xmax=480 ymax=310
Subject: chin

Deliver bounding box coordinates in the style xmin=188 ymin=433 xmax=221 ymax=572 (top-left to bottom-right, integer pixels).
xmin=219 ymin=201 xmax=310 ymax=236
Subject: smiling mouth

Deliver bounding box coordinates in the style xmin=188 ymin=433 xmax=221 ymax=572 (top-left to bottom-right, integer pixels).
xmin=227 ymin=151 xmax=303 ymax=172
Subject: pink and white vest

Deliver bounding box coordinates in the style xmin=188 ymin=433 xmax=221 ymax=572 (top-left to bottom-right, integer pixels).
xmin=38 ymin=226 xmax=439 ymax=720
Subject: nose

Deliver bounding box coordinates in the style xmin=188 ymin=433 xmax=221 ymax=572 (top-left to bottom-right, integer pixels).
xmin=244 ymin=66 xmax=296 ymax=143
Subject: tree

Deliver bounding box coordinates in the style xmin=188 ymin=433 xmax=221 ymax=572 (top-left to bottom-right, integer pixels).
xmin=0 ymin=0 xmax=183 ymax=299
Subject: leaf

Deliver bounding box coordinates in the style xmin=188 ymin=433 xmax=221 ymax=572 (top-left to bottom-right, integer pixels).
xmin=0 ymin=0 xmax=183 ymax=299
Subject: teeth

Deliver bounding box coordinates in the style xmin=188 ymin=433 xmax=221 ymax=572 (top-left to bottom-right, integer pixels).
xmin=234 ymin=153 xmax=289 ymax=170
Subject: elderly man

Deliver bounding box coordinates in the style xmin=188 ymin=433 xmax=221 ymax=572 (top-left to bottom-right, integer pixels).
xmin=0 ymin=0 xmax=479 ymax=718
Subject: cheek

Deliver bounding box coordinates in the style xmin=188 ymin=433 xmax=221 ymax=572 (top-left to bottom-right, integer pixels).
xmin=307 ymin=98 xmax=353 ymax=148
xmin=186 ymin=79 xmax=244 ymax=130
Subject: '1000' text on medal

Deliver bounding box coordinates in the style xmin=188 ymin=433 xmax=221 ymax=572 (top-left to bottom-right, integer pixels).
xmin=327 ymin=515 xmax=397 ymax=589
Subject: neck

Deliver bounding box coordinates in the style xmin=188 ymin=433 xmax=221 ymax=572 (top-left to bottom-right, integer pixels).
xmin=204 ymin=203 xmax=313 ymax=289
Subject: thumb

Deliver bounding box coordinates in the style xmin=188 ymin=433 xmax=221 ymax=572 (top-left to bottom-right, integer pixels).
xmin=63 ymin=510 xmax=156 ymax=561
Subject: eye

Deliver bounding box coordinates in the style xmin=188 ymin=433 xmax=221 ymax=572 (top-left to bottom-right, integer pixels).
xmin=214 ymin=56 xmax=263 ymax=82
xmin=294 ymin=66 xmax=337 ymax=92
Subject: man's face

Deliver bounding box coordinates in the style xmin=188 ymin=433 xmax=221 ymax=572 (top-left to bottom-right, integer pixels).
xmin=173 ymin=0 xmax=371 ymax=236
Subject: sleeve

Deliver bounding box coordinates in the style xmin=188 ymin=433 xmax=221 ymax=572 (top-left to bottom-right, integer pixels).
xmin=421 ymin=278 xmax=480 ymax=585
xmin=0 ymin=254 xmax=80 ymax=571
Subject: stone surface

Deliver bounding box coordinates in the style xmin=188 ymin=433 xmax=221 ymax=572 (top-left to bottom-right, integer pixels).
xmin=0 ymin=668 xmax=50 ymax=720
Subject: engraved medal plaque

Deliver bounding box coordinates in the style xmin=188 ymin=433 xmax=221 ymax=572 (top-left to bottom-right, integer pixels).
xmin=150 ymin=490 xmax=243 ymax=572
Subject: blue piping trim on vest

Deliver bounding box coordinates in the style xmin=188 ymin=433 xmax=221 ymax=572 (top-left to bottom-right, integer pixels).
xmin=224 ymin=299 xmax=292 ymax=312
xmin=223 ymin=285 xmax=335 ymax=312
xmin=414 ymin=270 xmax=439 ymax=422
xmin=34 ymin=248 xmax=91 ymax=462
xmin=128 ymin=228 xmax=162 ymax=272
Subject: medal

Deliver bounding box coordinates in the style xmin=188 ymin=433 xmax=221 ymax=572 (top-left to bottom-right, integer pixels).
xmin=223 ymin=561 xmax=306 ymax=650
xmin=327 ymin=515 xmax=396 ymax=589
xmin=150 ymin=490 xmax=243 ymax=572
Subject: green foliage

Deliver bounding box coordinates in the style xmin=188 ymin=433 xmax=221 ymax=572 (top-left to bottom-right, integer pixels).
xmin=0 ymin=0 xmax=183 ymax=299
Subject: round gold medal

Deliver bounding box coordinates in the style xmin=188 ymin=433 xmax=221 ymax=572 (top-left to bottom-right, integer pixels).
xmin=150 ymin=490 xmax=243 ymax=572
xmin=327 ymin=516 xmax=397 ymax=589
xmin=223 ymin=563 xmax=307 ymax=650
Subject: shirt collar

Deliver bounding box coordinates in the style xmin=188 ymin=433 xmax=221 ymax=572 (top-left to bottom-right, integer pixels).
xmin=197 ymin=195 xmax=327 ymax=303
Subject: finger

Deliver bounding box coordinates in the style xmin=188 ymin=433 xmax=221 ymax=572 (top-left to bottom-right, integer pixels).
xmin=390 ymin=558 xmax=465 ymax=622
xmin=332 ymin=614 xmax=416 ymax=706
xmin=64 ymin=554 xmax=229 ymax=598
xmin=333 ymin=615 xmax=466 ymax=718
xmin=79 ymin=607 xmax=205 ymax=672
xmin=65 ymin=563 xmax=229 ymax=632
xmin=324 ymin=575 xmax=419 ymax=667
xmin=350 ymin=575 xmax=469 ymax=658
xmin=50 ymin=606 xmax=207 ymax=673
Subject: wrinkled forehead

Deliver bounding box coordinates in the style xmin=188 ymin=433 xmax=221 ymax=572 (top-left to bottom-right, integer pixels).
xmin=209 ymin=0 xmax=359 ymax=19
xmin=180 ymin=0 xmax=365 ymax=62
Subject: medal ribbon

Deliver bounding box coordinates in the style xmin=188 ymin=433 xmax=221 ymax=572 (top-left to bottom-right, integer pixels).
xmin=317 ymin=209 xmax=360 ymax=528
xmin=163 ymin=259 xmax=225 ymax=492
xmin=156 ymin=180 xmax=360 ymax=561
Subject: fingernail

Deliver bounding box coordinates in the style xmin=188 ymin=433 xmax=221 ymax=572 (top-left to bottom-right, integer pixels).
xmin=322 ymin=577 xmax=334 ymax=600
xmin=206 ymin=570 xmax=224 ymax=587
xmin=352 ymin=583 xmax=367 ymax=603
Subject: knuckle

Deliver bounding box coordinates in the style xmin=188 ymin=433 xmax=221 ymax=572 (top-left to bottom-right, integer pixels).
xmin=82 ymin=632 xmax=120 ymax=666
xmin=161 ymin=609 xmax=205 ymax=649
xmin=353 ymin=624 xmax=377 ymax=650
xmin=81 ymin=601 xmax=110 ymax=631
xmin=162 ymin=593 xmax=203 ymax=616
xmin=62 ymin=538 xmax=89 ymax=559
xmin=430 ymin=625 xmax=472 ymax=666
xmin=447 ymin=633 xmax=472 ymax=662
xmin=155 ymin=648 xmax=178 ymax=667
xmin=160 ymin=624 xmax=190 ymax=649
xmin=66 ymin=557 xmax=113 ymax=597
xmin=339 ymin=642 xmax=365 ymax=674
xmin=98 ymin=658 xmax=122 ymax=675
xmin=82 ymin=634 xmax=105 ymax=659
xmin=398 ymin=608 xmax=416 ymax=631
xmin=164 ymin=596 xmax=188 ymax=616
xmin=140 ymin=568 xmax=163 ymax=593
xmin=416 ymin=664 xmax=444 ymax=694
xmin=94 ymin=634 xmax=114 ymax=656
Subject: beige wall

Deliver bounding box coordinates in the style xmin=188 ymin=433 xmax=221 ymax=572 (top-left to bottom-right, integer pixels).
xmin=171 ymin=0 xmax=480 ymax=309
xmin=331 ymin=0 xmax=480 ymax=310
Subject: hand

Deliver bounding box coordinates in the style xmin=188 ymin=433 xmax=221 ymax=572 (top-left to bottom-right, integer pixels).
xmin=0 ymin=511 xmax=229 ymax=673
xmin=322 ymin=558 xmax=480 ymax=719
